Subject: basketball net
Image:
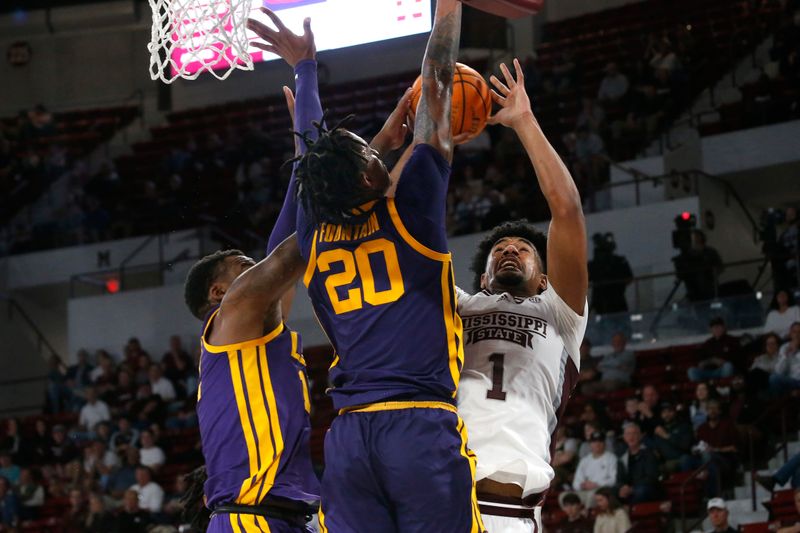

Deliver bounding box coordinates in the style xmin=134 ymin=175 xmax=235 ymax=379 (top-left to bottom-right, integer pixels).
xmin=147 ymin=0 xmax=255 ymax=83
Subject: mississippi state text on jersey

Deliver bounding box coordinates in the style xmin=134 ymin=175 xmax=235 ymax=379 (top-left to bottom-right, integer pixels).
xmin=456 ymin=286 xmax=588 ymax=497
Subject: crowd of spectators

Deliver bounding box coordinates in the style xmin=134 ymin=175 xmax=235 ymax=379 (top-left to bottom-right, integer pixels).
xmin=546 ymin=310 xmax=800 ymax=530
xmin=0 ymin=335 xmax=201 ymax=531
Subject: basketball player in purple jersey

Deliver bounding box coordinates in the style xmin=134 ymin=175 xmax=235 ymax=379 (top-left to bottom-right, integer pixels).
xmin=254 ymin=0 xmax=484 ymax=531
xmin=456 ymin=59 xmax=588 ymax=532
xmin=180 ymin=12 xmax=325 ymax=532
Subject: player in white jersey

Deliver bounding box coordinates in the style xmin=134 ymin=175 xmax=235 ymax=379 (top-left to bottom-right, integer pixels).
xmin=456 ymin=59 xmax=589 ymax=533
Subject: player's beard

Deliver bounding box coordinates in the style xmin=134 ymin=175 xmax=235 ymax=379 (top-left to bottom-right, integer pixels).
xmin=492 ymin=270 xmax=526 ymax=289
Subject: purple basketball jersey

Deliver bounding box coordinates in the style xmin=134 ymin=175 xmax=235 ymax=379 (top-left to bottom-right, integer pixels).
xmin=197 ymin=308 xmax=319 ymax=509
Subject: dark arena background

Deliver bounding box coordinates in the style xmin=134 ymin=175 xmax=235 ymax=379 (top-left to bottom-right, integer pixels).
xmin=0 ymin=0 xmax=799 ymax=531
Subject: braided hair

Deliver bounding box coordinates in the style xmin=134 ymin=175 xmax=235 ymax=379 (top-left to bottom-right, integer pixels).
xmin=470 ymin=220 xmax=548 ymax=292
xmin=292 ymin=116 xmax=379 ymax=225
xmin=180 ymin=465 xmax=210 ymax=531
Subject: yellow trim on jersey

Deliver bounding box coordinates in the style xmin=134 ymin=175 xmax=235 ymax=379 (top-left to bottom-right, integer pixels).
xmin=338 ymin=400 xmax=457 ymax=416
xmin=318 ymin=506 xmax=329 ymax=533
xmin=255 ymin=515 xmax=272 ymax=532
xmin=229 ymin=513 xmax=243 ymax=532
xmin=289 ymin=331 xmax=306 ymax=366
xmin=202 ymin=311 xmax=285 ymax=354
xmin=299 ymin=371 xmax=311 ymax=413
xmin=234 ymin=342 xmax=285 ymax=505
xmin=329 ymin=354 xmax=340 ymax=371
xmin=386 ymin=198 xmax=450 ymax=262
xmin=228 ymin=352 xmax=259 ymax=489
xmin=441 ymin=261 xmax=463 ymax=397
xmin=456 ymin=417 xmax=485 ymax=533
xmin=303 ymin=230 xmax=319 ymax=287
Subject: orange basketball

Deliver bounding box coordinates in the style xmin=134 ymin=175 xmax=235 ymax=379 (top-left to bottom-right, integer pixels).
xmin=410 ymin=63 xmax=491 ymax=144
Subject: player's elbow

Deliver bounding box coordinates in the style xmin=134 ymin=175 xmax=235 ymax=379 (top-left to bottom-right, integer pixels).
xmin=551 ymin=200 xmax=584 ymax=222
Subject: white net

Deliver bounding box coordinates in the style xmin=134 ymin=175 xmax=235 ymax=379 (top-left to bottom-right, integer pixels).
xmin=148 ymin=0 xmax=256 ymax=83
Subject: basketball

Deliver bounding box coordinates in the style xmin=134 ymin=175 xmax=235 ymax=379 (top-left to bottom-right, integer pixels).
xmin=410 ymin=62 xmax=492 ymax=144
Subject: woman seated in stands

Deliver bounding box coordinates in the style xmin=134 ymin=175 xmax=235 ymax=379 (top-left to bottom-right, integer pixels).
xmin=765 ymin=290 xmax=800 ymax=340
xmin=689 ymin=382 xmax=717 ymax=429
xmin=592 ymin=487 xmax=631 ymax=533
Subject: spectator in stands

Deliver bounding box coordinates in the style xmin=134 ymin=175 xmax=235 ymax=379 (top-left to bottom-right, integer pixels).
xmin=117 ymin=488 xmax=152 ymax=532
xmin=580 ymin=400 xmax=613 ymax=437
xmin=110 ymin=416 xmax=140 ymax=453
xmin=65 ymin=487 xmax=88 ymax=532
xmin=90 ymin=350 xmax=116 ymax=388
xmin=51 ymin=424 xmax=79 ymax=467
xmin=676 ymin=230 xmax=724 ymax=303
xmin=578 ymin=421 xmax=614 ymax=459
xmin=130 ymin=465 xmax=164 ymax=513
xmin=85 ymin=492 xmax=115 ymax=533
xmin=148 ymin=364 xmax=176 ymax=402
xmin=597 ymin=62 xmax=629 ymax=104
xmin=551 ymin=49 xmax=580 ymax=93
xmin=0 ymin=419 xmax=21 ymax=464
xmin=650 ymin=401 xmax=693 ymax=472
xmin=28 ymin=418 xmax=51 ymax=466
xmin=162 ymin=474 xmax=189 ymax=520
xmin=555 ymin=492 xmax=594 ymax=533
xmin=79 ymin=386 xmax=111 ymax=434
xmin=757 ymin=451 xmax=800 ymax=491
xmin=691 ymin=399 xmax=739 ymax=496
xmin=571 ymin=126 xmax=606 ymax=196
xmin=589 ymin=232 xmax=633 ymax=316
xmin=0 ymin=476 xmax=18 ymax=528
xmin=114 ymin=369 xmax=137 ymax=410
xmin=705 ymin=498 xmax=737 ymax=533
xmin=0 ymin=451 xmax=20 ymax=485
xmin=635 ymin=384 xmax=663 ymax=437
xmin=108 ymin=447 xmax=140 ymax=499
xmin=593 ymin=486 xmax=631 ymax=533
xmin=616 ymin=422 xmax=662 ymax=503
xmin=573 ymin=431 xmax=618 ymax=506
xmin=83 ymin=439 xmax=119 ymax=487
xmin=688 ymin=318 xmax=739 ymax=381
xmin=135 ymin=354 xmax=152 ymax=386
xmin=130 ymin=383 xmax=167 ymax=429
xmin=162 ymin=335 xmax=194 ymax=395
xmin=454 ymin=180 xmax=494 ymax=234
xmin=138 ymin=429 xmax=166 ymax=471
xmin=582 ymin=333 xmax=635 ymax=394
xmin=771 ymin=322 xmax=800 ymax=395
xmin=17 ymin=468 xmax=44 ymax=520
xmin=46 ymin=355 xmax=69 ymax=413
xmin=578 ymin=339 xmax=600 ymax=393
xmin=765 ymin=290 xmax=800 ymax=339
xmin=553 ymin=426 xmax=580 ymax=489
xmin=690 ymin=382 xmax=716 ymax=429
xmin=749 ymin=333 xmax=783 ymax=391
xmin=576 ymin=98 xmax=605 ymax=132
xmin=67 ymin=349 xmax=95 ymax=393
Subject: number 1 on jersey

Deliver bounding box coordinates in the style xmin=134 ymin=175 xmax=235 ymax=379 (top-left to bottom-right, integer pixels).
xmin=487 ymin=352 xmax=507 ymax=401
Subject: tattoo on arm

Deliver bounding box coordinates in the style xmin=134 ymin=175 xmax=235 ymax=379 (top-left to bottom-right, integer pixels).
xmin=414 ymin=1 xmax=461 ymax=159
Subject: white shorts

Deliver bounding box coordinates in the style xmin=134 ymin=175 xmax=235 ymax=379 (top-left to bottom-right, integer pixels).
xmin=480 ymin=506 xmax=541 ymax=533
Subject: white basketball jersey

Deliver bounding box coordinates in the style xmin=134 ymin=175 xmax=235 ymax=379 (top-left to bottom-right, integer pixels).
xmin=456 ymin=286 xmax=587 ymax=498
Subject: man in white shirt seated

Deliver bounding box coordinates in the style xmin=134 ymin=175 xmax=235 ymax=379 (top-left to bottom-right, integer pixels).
xmin=138 ymin=430 xmax=165 ymax=471
xmin=129 ymin=465 xmax=164 ymax=513
xmin=148 ymin=364 xmax=176 ymax=402
xmin=572 ymin=431 xmax=618 ymax=507
xmin=78 ymin=387 xmax=110 ymax=434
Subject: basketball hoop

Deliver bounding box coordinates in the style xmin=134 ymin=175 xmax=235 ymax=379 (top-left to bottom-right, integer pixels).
xmin=147 ymin=0 xmax=255 ymax=83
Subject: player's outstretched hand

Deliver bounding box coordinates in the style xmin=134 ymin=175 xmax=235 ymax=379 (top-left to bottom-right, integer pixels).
xmin=487 ymin=58 xmax=535 ymax=129
xmin=247 ymin=8 xmax=315 ymax=68
xmin=372 ymin=88 xmax=413 ymax=154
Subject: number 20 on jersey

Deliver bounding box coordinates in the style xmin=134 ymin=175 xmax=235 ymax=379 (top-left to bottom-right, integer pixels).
xmin=316 ymin=238 xmax=406 ymax=314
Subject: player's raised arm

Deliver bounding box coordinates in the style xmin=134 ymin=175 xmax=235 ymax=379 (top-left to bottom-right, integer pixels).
xmin=247 ymin=8 xmax=320 ymax=255
xmin=212 ymin=234 xmax=305 ymax=345
xmin=488 ymin=58 xmax=588 ymax=314
xmin=413 ymin=0 xmax=461 ymax=162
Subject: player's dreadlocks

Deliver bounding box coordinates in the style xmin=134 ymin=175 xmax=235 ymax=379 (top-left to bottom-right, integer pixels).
xmin=292 ymin=115 xmax=379 ymax=225
xmin=180 ymin=465 xmax=210 ymax=531
xmin=184 ymin=249 xmax=244 ymax=320
xmin=470 ymin=220 xmax=548 ymax=292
